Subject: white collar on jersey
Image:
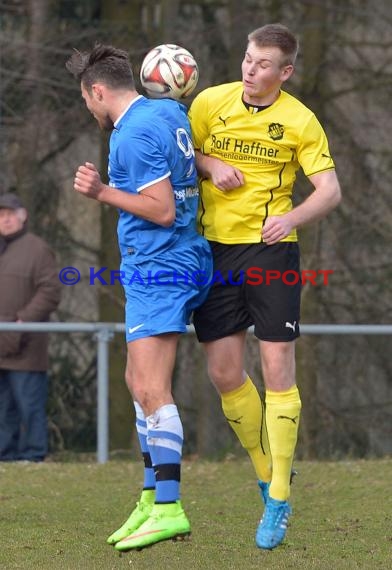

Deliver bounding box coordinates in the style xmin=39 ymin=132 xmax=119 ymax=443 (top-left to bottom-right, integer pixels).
xmin=114 ymin=95 xmax=144 ymax=128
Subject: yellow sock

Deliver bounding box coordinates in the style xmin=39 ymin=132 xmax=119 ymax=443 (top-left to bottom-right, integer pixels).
xmin=266 ymin=385 xmax=301 ymax=501
xmin=221 ymin=376 xmax=271 ymax=482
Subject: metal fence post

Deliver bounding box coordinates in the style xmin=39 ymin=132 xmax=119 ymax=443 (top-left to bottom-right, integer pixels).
xmin=95 ymin=325 xmax=114 ymax=464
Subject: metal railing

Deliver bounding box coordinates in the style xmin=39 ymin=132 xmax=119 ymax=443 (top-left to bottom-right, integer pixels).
xmin=1 ymin=321 xmax=392 ymax=463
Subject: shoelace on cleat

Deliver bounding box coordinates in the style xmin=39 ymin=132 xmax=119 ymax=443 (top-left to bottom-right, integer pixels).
xmin=262 ymin=503 xmax=289 ymax=528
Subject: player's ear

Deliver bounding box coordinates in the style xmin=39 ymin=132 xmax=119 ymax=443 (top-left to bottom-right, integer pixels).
xmin=280 ymin=64 xmax=294 ymax=82
xmin=92 ymin=84 xmax=104 ymax=100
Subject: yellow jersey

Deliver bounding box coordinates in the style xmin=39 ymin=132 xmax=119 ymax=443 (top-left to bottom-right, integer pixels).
xmin=188 ymin=82 xmax=335 ymax=244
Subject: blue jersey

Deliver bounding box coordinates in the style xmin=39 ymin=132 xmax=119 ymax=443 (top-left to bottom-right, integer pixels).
xmin=109 ymin=96 xmax=200 ymax=264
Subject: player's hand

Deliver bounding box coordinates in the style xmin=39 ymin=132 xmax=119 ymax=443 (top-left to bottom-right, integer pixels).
xmin=74 ymin=162 xmax=104 ymax=200
xmin=210 ymin=161 xmax=244 ymax=191
xmin=262 ymin=215 xmax=294 ymax=245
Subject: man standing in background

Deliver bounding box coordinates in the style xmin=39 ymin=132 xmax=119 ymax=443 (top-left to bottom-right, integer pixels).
xmin=0 ymin=192 xmax=61 ymax=462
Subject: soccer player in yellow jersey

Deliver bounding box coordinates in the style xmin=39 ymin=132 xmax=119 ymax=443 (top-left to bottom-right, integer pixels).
xmin=188 ymin=23 xmax=341 ymax=550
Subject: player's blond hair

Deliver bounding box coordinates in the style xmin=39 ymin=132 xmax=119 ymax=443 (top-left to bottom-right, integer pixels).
xmin=248 ymin=24 xmax=299 ymax=66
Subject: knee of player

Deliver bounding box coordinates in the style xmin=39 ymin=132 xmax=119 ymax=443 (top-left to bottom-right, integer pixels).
xmin=124 ymin=367 xmax=134 ymax=391
xmin=207 ymin=362 xmax=239 ymax=390
xmin=131 ymin=381 xmax=169 ymax=416
xmin=131 ymin=388 xmax=152 ymax=413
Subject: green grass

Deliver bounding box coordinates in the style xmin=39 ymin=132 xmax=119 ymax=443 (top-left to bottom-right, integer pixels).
xmin=1 ymin=457 xmax=391 ymax=569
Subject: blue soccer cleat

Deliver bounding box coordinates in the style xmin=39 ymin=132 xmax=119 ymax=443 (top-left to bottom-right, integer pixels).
xmin=255 ymin=497 xmax=292 ymax=550
xmin=258 ymin=480 xmax=270 ymax=505
xmin=258 ymin=468 xmax=297 ymax=506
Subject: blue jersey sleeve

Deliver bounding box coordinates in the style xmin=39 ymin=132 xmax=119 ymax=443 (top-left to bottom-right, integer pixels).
xmin=117 ymin=126 xmax=171 ymax=193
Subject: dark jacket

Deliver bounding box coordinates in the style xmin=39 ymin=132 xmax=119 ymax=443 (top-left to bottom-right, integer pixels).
xmin=0 ymin=230 xmax=61 ymax=371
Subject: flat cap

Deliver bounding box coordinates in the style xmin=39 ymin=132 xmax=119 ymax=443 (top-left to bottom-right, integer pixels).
xmin=0 ymin=193 xmax=24 ymax=210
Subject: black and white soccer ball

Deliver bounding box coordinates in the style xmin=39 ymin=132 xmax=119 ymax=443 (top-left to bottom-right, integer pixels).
xmin=140 ymin=44 xmax=199 ymax=100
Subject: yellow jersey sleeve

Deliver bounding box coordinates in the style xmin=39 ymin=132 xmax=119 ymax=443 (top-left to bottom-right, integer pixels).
xmin=297 ymin=114 xmax=335 ymax=177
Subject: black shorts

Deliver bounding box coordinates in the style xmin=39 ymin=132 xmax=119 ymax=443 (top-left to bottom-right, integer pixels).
xmin=193 ymin=242 xmax=301 ymax=342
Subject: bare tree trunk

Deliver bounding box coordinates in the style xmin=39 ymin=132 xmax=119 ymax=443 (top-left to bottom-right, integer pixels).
xmin=99 ymin=0 xmax=145 ymax=451
xmin=157 ymin=0 xmax=181 ymax=44
xmin=15 ymin=0 xmax=49 ymax=224
xmin=295 ymin=1 xmax=328 ymax=458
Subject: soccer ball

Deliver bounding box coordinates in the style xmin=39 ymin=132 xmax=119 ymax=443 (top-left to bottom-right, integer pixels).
xmin=140 ymin=44 xmax=199 ymax=100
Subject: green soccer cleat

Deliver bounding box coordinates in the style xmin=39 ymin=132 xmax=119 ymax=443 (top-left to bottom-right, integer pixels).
xmin=107 ymin=489 xmax=155 ymax=545
xmin=114 ymin=501 xmax=191 ymax=551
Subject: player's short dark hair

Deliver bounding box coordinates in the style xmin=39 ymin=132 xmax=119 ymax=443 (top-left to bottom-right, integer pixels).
xmin=248 ymin=24 xmax=299 ymax=66
xmin=65 ymin=43 xmax=135 ymax=92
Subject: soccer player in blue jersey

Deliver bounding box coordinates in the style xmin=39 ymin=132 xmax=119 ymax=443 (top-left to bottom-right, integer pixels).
xmin=66 ymin=44 xmax=212 ymax=551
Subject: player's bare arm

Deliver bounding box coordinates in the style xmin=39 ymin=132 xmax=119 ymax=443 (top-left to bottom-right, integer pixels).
xmin=262 ymin=169 xmax=341 ymax=245
xmin=74 ymin=162 xmax=175 ymax=227
xmin=195 ymin=150 xmax=245 ymax=191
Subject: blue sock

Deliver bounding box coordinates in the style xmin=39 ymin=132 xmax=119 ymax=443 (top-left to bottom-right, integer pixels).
xmin=146 ymin=404 xmax=183 ymax=503
xmin=134 ymin=401 xmax=155 ymax=490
